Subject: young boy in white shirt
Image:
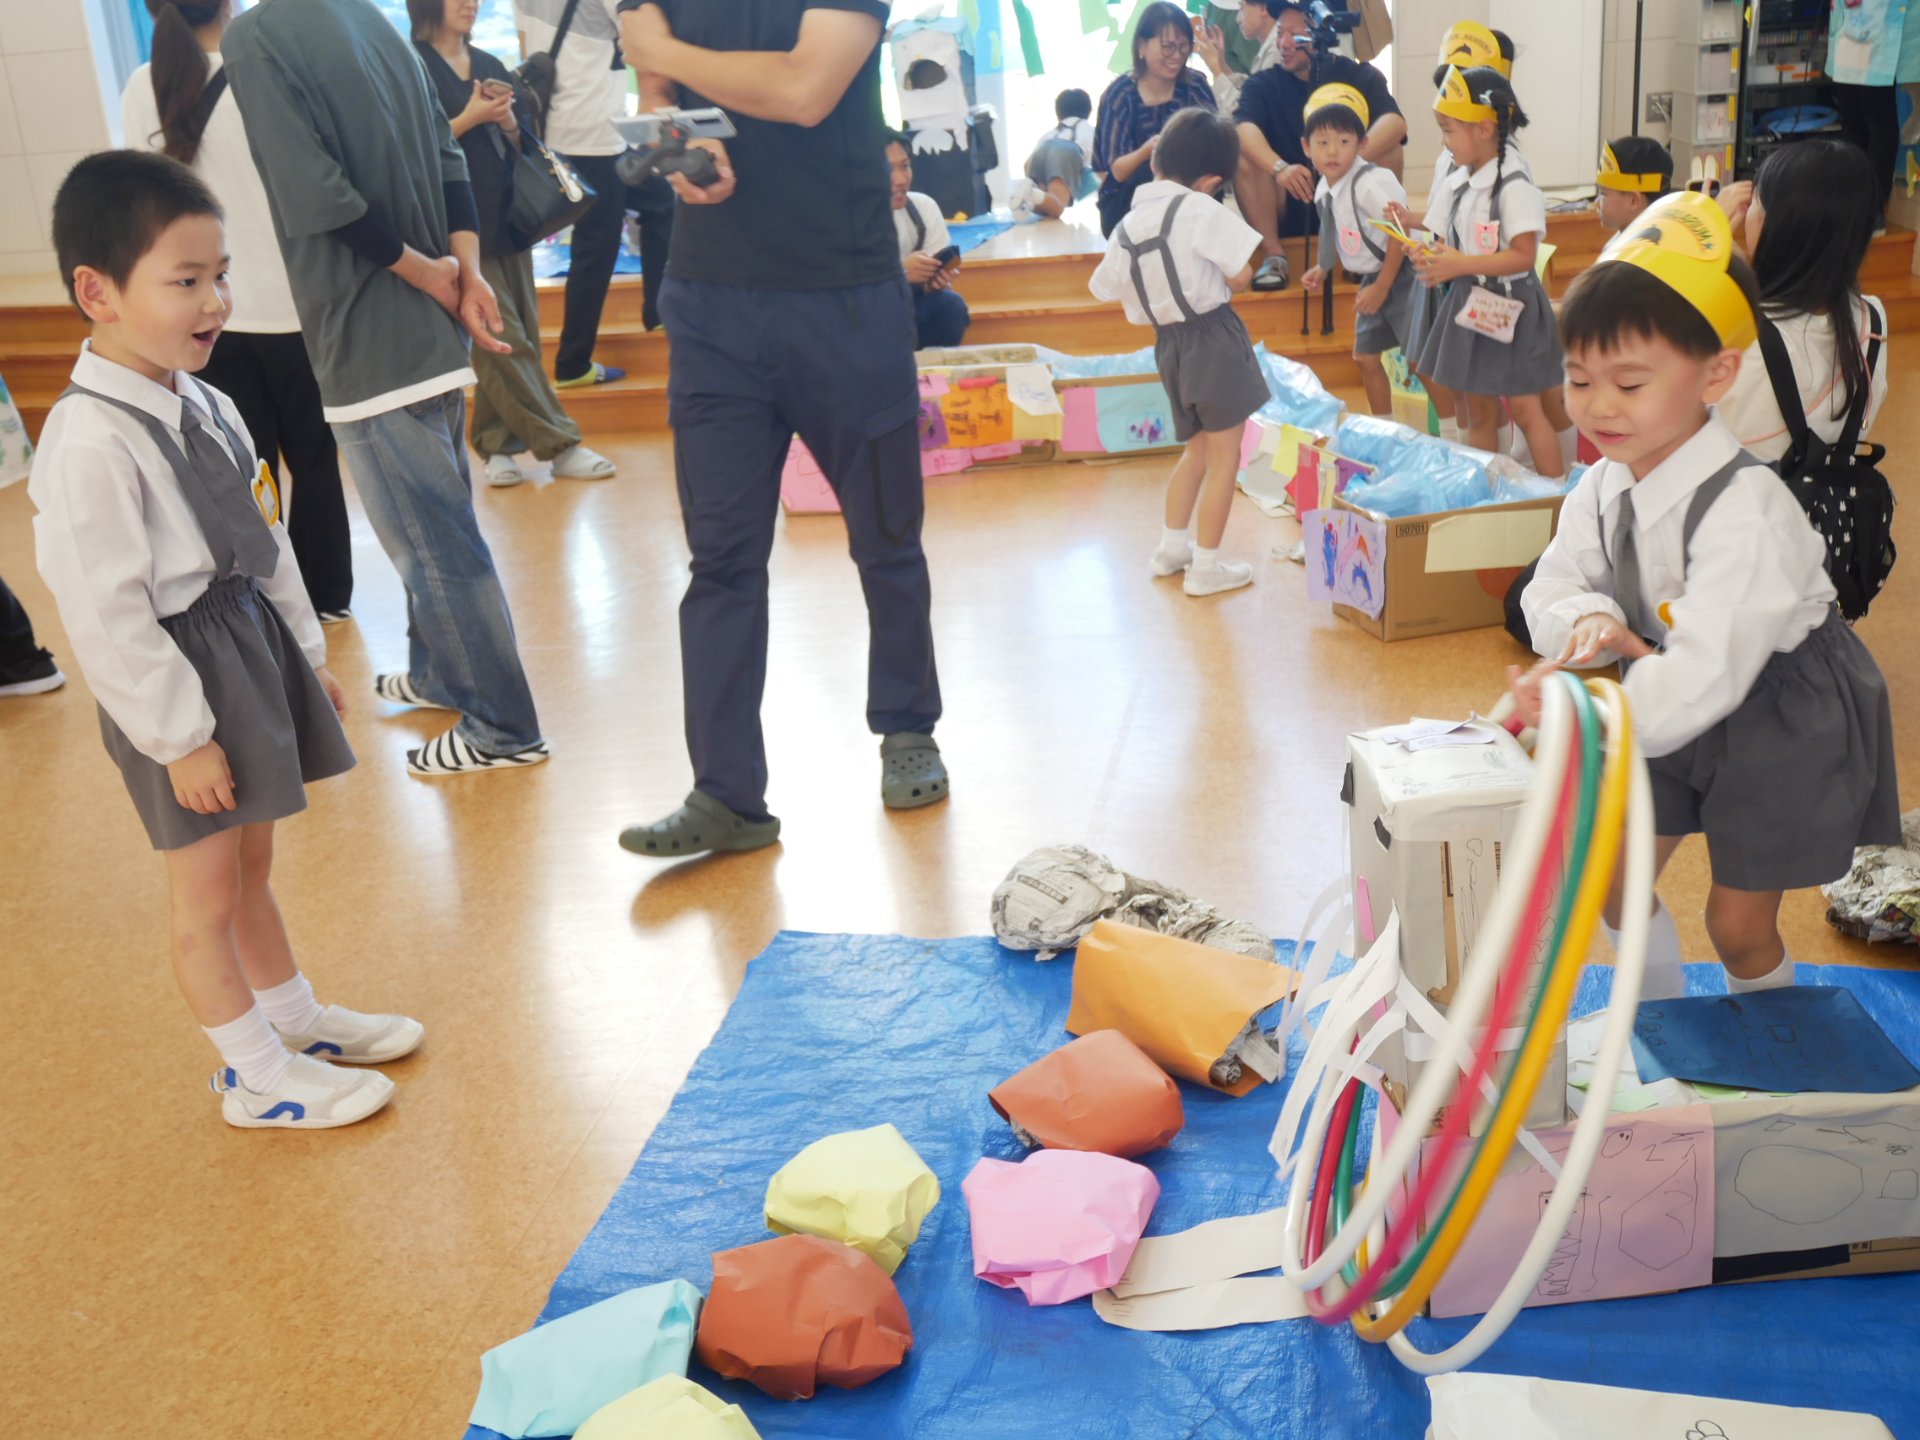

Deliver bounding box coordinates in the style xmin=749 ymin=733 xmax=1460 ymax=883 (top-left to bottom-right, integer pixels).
xmin=1090 ymin=107 xmax=1268 ymax=597
xmin=1298 ymin=82 xmax=1413 ymax=416
xmin=1513 ymin=192 xmax=1899 ymax=1001
xmin=33 ymin=151 xmax=421 ymax=1129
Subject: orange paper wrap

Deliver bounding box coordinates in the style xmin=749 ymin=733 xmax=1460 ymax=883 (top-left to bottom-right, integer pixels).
xmin=694 ymin=1234 xmax=914 ymax=1400
xmin=1065 ymin=920 xmax=1295 ymax=1096
xmin=989 ymin=1030 xmax=1185 ymax=1156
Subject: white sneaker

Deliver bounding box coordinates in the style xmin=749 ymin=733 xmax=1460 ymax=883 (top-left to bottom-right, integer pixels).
xmin=1184 ymin=557 xmax=1254 ymax=596
xmin=211 ymin=1053 xmax=395 ymax=1130
xmin=1149 ymin=539 xmax=1194 ymax=577
xmin=551 ymin=444 xmax=616 ymax=481
xmin=484 ymin=453 xmax=524 ymax=488
xmin=278 ymin=1004 xmax=424 ymax=1064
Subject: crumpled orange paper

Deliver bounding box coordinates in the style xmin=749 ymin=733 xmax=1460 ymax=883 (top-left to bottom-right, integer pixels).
xmin=694 ymin=1234 xmax=914 ymax=1400
xmin=1065 ymin=920 xmax=1295 ymax=1096
xmin=989 ymin=1030 xmax=1185 ymax=1156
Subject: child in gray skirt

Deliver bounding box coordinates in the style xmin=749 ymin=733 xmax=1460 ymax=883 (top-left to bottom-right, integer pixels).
xmin=1511 ymin=192 xmax=1900 ymax=1001
xmin=32 ymin=152 xmax=422 ymax=1130
xmin=1090 ymin=108 xmax=1268 ymax=597
xmin=1298 ymin=81 xmax=1414 ymax=418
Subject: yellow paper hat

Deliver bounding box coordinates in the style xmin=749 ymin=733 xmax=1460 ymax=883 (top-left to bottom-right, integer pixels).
xmin=1596 ymin=191 xmax=1757 ymax=350
xmin=1437 ymin=21 xmax=1510 ymax=79
xmin=1304 ymin=81 xmax=1370 ymax=130
xmin=1597 ymin=142 xmax=1668 ymax=193
xmin=1433 ymin=66 xmax=1495 ymax=124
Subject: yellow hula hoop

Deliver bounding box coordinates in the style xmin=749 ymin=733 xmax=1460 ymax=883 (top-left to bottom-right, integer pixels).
xmin=1351 ymin=677 xmax=1636 ymax=1341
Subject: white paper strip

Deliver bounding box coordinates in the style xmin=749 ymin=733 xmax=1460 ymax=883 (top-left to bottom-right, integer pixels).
xmin=1093 ymin=1277 xmax=1313 ymax=1332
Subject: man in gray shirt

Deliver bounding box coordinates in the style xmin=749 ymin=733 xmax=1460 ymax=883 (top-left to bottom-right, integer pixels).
xmin=225 ymin=0 xmax=548 ymax=775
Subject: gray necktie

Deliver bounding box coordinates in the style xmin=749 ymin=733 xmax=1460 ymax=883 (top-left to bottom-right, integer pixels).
xmin=179 ymin=403 xmax=280 ymax=580
xmin=1613 ymin=489 xmax=1646 ymax=640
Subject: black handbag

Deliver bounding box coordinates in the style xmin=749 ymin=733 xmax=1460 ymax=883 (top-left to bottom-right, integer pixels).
xmin=513 ymin=0 xmax=585 ymax=126
xmin=492 ymin=124 xmax=598 ymax=252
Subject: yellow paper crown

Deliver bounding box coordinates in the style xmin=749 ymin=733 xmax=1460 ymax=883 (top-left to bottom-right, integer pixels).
xmin=1304 ymin=81 xmax=1370 ymax=130
xmin=1596 ymin=191 xmax=1756 ymax=350
xmin=1433 ymin=66 xmax=1495 ymax=124
xmin=1597 ymin=143 xmax=1668 ymax=193
xmin=1437 ymin=21 xmax=1510 ymax=79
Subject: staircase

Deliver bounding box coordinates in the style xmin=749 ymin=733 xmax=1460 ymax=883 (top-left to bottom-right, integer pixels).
xmin=4 ymin=214 xmax=1916 ymax=441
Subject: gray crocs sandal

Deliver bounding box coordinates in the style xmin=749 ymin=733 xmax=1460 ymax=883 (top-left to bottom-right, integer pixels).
xmin=618 ymin=789 xmax=780 ymax=858
xmin=881 ymin=732 xmax=949 ymax=810
xmin=1252 ymin=254 xmax=1290 ymax=291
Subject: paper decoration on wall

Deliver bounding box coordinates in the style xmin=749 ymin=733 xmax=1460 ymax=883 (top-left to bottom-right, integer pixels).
xmin=1302 ymin=508 xmax=1386 ymax=618
xmin=1427 ymin=1106 xmax=1716 ymax=1318
xmin=1011 ymin=0 xmax=1044 ymax=75
xmin=891 ymin=20 xmax=970 ymax=134
xmin=1633 ymin=989 xmax=1920 ymax=1095
xmin=1093 ymin=382 xmax=1176 ymax=453
xmin=941 ymin=382 xmax=1014 ymax=447
xmin=1080 ymin=0 xmax=1117 ymax=39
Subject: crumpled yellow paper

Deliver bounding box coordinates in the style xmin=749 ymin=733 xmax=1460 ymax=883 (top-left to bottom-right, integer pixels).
xmin=764 ymin=1123 xmax=942 ymax=1274
xmin=574 ymin=1376 xmax=761 ymax=1440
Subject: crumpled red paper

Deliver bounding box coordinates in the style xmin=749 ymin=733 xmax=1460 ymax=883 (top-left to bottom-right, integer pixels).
xmin=989 ymin=1029 xmax=1185 ymax=1157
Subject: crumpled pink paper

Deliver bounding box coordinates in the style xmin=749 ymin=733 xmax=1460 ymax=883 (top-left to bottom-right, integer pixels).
xmin=962 ymin=1149 xmax=1161 ymax=1305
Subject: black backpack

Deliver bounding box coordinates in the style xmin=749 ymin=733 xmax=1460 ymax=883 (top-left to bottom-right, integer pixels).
xmin=1755 ymin=299 xmax=1895 ymax=621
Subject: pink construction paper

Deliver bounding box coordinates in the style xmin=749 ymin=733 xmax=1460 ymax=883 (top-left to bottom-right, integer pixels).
xmin=970 ymin=441 xmax=1022 ymax=462
xmin=780 ymin=439 xmax=840 ymax=514
xmin=1427 ymin=1104 xmax=1715 ymax=1318
xmin=919 ymin=373 xmax=950 ymax=399
xmin=923 ymin=447 xmax=972 ymax=478
xmin=1060 ymin=387 xmax=1103 ymax=454
xmin=963 ymin=1150 xmax=1160 ymax=1306
xmin=1286 ymin=447 xmax=1321 ymax=515
xmin=1239 ymin=418 xmax=1264 ymax=472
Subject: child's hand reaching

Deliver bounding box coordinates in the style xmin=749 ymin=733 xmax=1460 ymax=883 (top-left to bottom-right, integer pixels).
xmin=1410 ymin=242 xmax=1469 ymax=286
xmin=314 ymin=665 xmax=346 ymax=718
xmin=1562 ymin=613 xmax=1654 ymax=667
xmin=1506 ymin=658 xmax=1560 ymax=732
xmin=1301 ymin=264 xmax=1326 ymax=295
xmin=1355 ymin=278 xmax=1387 ymax=316
xmin=169 ymin=740 xmax=236 ymax=815
xmin=1383 ymin=201 xmax=1423 ymax=240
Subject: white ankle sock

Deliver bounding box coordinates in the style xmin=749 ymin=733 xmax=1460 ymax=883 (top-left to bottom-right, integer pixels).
xmin=1726 ymin=950 xmax=1795 ymax=993
xmin=1605 ymin=900 xmax=1685 ymax=1000
xmin=1161 ymin=524 xmax=1191 ymax=551
xmin=1558 ymin=425 xmax=1578 ymax=466
xmin=205 ymin=1004 xmax=293 ymax=1093
xmin=254 ymin=972 xmax=325 ymax=1035
xmin=1438 ymin=418 xmax=1461 ymax=444
xmin=1193 ymin=545 xmax=1220 ymax=568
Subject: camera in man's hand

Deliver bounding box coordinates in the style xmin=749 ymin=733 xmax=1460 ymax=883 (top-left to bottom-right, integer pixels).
xmin=613 ymin=107 xmax=737 ymax=190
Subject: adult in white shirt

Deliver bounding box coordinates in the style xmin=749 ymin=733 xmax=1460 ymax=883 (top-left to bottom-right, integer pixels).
xmin=888 ymin=137 xmax=970 ymax=350
xmin=515 ymin=0 xmax=674 ymax=378
xmin=1715 ymin=141 xmax=1890 ymax=463
xmin=1194 ymin=0 xmax=1285 ymax=116
xmin=123 ymin=0 xmax=352 ymax=621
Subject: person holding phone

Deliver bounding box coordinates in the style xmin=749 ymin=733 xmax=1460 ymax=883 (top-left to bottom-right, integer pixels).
xmin=888 ymin=134 xmax=970 ymax=349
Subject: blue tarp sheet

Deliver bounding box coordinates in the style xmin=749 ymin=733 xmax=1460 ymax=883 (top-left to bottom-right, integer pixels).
xmin=463 ymin=935 xmax=1920 ymax=1439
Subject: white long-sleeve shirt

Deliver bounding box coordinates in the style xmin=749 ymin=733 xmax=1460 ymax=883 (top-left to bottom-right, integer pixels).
xmin=30 ymin=344 xmax=327 ymax=766
xmin=1521 ymin=415 xmax=1835 ymax=759
xmin=1210 ymin=27 xmax=1281 ymax=115
xmin=1089 ymin=180 xmax=1260 ymax=327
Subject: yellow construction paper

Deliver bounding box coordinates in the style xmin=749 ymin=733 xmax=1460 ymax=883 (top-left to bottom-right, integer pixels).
xmin=1535 ymin=241 xmax=1557 ymax=284
xmin=1270 ymin=423 xmax=1315 ymax=478
xmin=575 ymin=1376 xmax=762 ymax=1440
xmin=765 ymin=1123 xmax=941 ymax=1274
xmin=1013 ymin=407 xmax=1064 ymax=442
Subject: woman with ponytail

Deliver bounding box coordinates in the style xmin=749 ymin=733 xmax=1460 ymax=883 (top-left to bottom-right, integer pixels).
xmin=123 ymin=0 xmax=355 ymax=622
xmin=1403 ymin=64 xmax=1566 ymax=476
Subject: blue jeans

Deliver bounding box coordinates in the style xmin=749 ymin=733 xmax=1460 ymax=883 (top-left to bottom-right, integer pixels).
xmin=330 ymin=390 xmax=542 ymax=754
xmin=913 ymin=287 xmax=970 ymax=349
xmin=661 ymin=276 xmax=941 ymax=821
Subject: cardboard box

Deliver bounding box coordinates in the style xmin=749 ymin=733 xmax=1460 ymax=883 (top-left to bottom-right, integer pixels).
xmin=918 ymin=345 xmax=1059 ymax=469
xmin=1346 ymin=720 xmax=1566 ymax=1135
xmin=1332 ymin=492 xmax=1566 ymax=641
xmin=1055 ymin=373 xmax=1185 ymax=461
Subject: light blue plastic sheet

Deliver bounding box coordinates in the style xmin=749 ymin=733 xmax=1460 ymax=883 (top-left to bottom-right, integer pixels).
xmin=461 ymin=938 xmax=1920 ymax=1439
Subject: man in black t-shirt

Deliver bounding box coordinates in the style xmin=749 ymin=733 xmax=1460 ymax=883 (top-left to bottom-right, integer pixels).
xmin=614 ymin=0 xmax=948 ymax=860
xmin=1231 ymin=2 xmax=1404 ymax=289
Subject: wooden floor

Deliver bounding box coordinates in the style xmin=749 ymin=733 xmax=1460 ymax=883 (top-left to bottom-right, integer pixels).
xmin=2 ymin=357 xmax=1916 ymax=1436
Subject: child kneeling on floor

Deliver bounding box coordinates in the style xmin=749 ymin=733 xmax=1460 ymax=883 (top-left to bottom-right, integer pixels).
xmin=31 ymin=152 xmax=422 ymax=1130
xmin=1510 ymin=191 xmax=1901 ymax=1000
xmin=1090 ymin=107 xmax=1267 ymax=597
xmin=1298 ymin=82 xmax=1414 ymax=418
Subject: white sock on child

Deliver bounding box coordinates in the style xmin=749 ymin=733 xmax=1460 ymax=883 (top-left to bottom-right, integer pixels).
xmin=255 ymin=972 xmax=325 ymax=1036
xmin=1726 ymin=950 xmax=1796 ymax=993
xmin=1193 ymin=545 xmax=1220 ymax=568
xmin=1438 ymin=418 xmax=1461 ymax=444
xmin=1604 ymin=899 xmax=1685 ymax=1000
xmin=1162 ymin=524 xmax=1191 ymax=551
xmin=1558 ymin=425 xmax=1578 ymax=466
xmin=205 ymin=1004 xmax=293 ymax=1093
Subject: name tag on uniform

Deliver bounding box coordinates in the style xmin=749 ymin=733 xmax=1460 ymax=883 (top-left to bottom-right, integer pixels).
xmin=1454 ymin=284 xmax=1524 ymax=344
xmin=1339 ymin=226 xmax=1364 ymax=258
xmin=1474 ymin=220 xmax=1502 ymax=255
xmin=252 ymin=458 xmax=281 ymax=527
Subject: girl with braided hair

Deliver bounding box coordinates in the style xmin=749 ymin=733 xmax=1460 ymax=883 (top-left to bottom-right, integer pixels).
xmin=1405 ymin=64 xmax=1566 ymax=476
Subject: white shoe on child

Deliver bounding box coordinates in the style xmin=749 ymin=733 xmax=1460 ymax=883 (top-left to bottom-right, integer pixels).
xmin=1184 ymin=557 xmax=1254 ymax=596
xmin=1149 ymin=538 xmax=1194 ymax=576
xmin=211 ymin=1052 xmax=395 ymax=1129
xmin=278 ymin=1004 xmax=425 ymax=1064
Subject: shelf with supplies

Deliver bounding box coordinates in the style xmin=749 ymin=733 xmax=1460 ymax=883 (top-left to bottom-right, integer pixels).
xmin=1737 ymin=0 xmax=1839 ymax=174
